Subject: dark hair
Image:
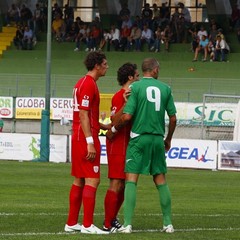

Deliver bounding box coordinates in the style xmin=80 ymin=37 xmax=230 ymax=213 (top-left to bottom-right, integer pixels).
xmin=84 ymin=51 xmax=106 ymax=71
xmin=117 ymin=63 xmax=137 ymax=86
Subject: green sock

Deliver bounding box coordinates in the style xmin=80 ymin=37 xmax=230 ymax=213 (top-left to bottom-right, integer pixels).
xmin=157 ymin=183 xmax=172 ymax=226
xmin=123 ymin=181 xmax=137 ymax=226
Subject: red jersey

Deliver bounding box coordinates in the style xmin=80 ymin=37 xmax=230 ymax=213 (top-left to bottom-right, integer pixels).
xmin=72 ymin=75 xmax=100 ymax=137
xmin=106 ymin=88 xmax=131 ymax=155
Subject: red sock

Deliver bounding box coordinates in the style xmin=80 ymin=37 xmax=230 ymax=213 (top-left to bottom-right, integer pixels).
xmin=66 ymin=184 xmax=83 ymax=226
xmin=104 ymin=190 xmax=118 ymax=228
xmin=82 ymin=185 xmax=97 ymax=227
xmin=115 ymin=188 xmax=124 ymax=217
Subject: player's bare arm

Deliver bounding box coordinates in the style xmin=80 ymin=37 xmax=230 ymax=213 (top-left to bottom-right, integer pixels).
xmin=164 ymin=114 xmax=177 ymax=151
xmin=79 ymin=109 xmax=96 ymax=161
xmin=106 ymin=113 xmax=132 ymax=140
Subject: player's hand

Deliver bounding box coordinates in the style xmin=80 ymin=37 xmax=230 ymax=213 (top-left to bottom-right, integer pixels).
xmin=86 ymin=144 xmax=96 ymax=161
xmin=123 ymin=88 xmax=131 ymax=102
xmin=106 ymin=129 xmax=115 ymax=140
xmin=164 ymin=139 xmax=171 ymax=152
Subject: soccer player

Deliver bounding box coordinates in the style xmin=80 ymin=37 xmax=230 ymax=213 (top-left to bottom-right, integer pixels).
xmin=64 ymin=51 xmax=109 ymax=234
xmin=107 ymin=58 xmax=177 ymax=233
xmin=103 ymin=63 xmax=139 ymax=232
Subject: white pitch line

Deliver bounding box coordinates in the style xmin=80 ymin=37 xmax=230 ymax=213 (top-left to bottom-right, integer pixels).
xmin=1 ymin=228 xmax=240 ymax=237
xmin=1 ymin=212 xmax=240 ymax=217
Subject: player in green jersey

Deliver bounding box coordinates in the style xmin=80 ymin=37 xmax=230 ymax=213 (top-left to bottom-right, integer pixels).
xmin=107 ymin=58 xmax=177 ymax=233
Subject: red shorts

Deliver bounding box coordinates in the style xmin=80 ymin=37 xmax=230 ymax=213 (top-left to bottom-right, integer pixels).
xmin=71 ymin=132 xmax=101 ymax=178
xmin=107 ymin=154 xmax=126 ymax=179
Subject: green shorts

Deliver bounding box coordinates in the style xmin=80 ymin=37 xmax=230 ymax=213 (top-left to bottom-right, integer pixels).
xmin=125 ymin=134 xmax=167 ymax=175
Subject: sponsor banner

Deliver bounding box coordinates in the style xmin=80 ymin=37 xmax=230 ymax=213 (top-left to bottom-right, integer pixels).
xmin=0 ymin=97 xmax=13 ymax=118
xmin=51 ymin=98 xmax=73 ymax=120
xmin=0 ymin=133 xmax=67 ymax=163
xmin=175 ymin=102 xmax=237 ymax=126
xmin=11 ymin=98 xmax=239 ymax=126
xmin=166 ymin=139 xmax=217 ymax=169
xmin=15 ymin=97 xmax=45 ymax=119
xmin=218 ymin=141 xmax=240 ymax=171
xmin=68 ymin=136 xmax=108 ymax=164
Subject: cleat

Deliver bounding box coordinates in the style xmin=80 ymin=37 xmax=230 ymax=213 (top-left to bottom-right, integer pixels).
xmin=117 ymin=225 xmax=132 ymax=233
xmin=102 ymin=218 xmax=122 ymax=233
xmin=64 ymin=223 xmax=81 ymax=232
xmin=81 ymin=224 xmax=109 ymax=234
xmin=74 ymin=48 xmax=79 ymax=51
xmin=162 ymin=224 xmax=174 ymax=233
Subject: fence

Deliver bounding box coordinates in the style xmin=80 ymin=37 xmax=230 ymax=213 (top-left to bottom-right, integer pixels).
xmin=1 ymin=73 xmax=240 ymax=103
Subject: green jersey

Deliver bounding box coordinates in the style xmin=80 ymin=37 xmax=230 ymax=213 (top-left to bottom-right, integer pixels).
xmin=123 ymin=77 xmax=176 ymax=137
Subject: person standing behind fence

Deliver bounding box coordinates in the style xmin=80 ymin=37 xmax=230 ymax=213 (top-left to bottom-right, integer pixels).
xmin=103 ymin=63 xmax=139 ymax=233
xmin=106 ymin=58 xmax=177 ymax=234
xmin=99 ymin=112 xmax=111 ymax=136
xmin=64 ymin=51 xmax=109 ymax=235
xmin=0 ymin=118 xmax=4 ymax=132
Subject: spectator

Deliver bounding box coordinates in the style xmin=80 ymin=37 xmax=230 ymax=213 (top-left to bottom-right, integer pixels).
xmin=20 ymin=4 xmax=33 ymax=28
xmin=141 ymin=3 xmax=153 ymax=26
xmin=65 ymin=22 xmax=78 ymax=42
xmin=197 ymin=25 xmax=208 ymax=41
xmin=64 ymin=4 xmax=74 ymax=33
xmin=209 ymin=23 xmax=218 ymax=44
xmin=119 ymin=25 xmax=131 ymax=51
xmin=160 ymin=2 xmax=171 ymax=20
xmin=230 ymin=4 xmax=240 ymax=30
xmin=161 ymin=24 xmax=173 ymax=52
xmin=140 ymin=24 xmax=154 ymax=51
xmin=99 ymin=112 xmax=111 ymax=136
xmin=22 ymin=25 xmax=33 ymax=50
xmin=237 ymin=27 xmax=240 ymax=43
xmin=52 ymin=3 xmax=63 ymax=19
xmin=6 ymin=4 xmax=20 ymax=26
xmin=118 ymin=3 xmax=131 ymax=28
xmin=152 ymin=3 xmax=160 ymax=20
xmin=127 ymin=24 xmax=141 ymax=51
xmin=14 ymin=24 xmax=24 ymax=49
xmin=88 ymin=25 xmax=101 ymax=51
xmin=99 ymin=29 xmax=111 ymax=51
xmin=121 ymin=15 xmax=132 ymax=30
xmin=192 ymin=34 xmax=209 ymax=62
xmin=217 ymin=28 xmax=225 ymax=40
xmin=213 ymin=35 xmax=230 ymax=62
xmin=33 ymin=3 xmax=44 ymax=35
xmin=208 ymin=40 xmax=215 ymax=61
xmin=0 ymin=118 xmax=4 ymax=132
xmin=132 ymin=15 xmax=143 ymax=30
xmin=108 ymin=24 xmax=120 ymax=51
xmin=74 ymin=23 xmax=89 ymax=51
xmin=152 ymin=26 xmax=162 ymax=52
xmin=178 ymin=2 xmax=191 ymax=23
xmin=188 ymin=21 xmax=199 ymax=52
xmin=52 ymin=14 xmax=66 ymax=42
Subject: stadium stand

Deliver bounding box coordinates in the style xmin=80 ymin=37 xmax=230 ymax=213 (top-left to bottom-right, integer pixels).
xmin=0 ymin=26 xmax=16 ymax=56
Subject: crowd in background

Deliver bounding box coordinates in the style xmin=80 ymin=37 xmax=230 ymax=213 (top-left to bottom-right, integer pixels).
xmin=6 ymin=1 xmax=240 ymax=57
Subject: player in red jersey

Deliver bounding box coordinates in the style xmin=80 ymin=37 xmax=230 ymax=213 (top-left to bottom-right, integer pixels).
xmin=103 ymin=63 xmax=139 ymax=232
xmin=65 ymin=51 xmax=109 ymax=234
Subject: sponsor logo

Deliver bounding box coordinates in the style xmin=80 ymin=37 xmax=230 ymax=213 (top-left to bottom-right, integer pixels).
xmin=126 ymin=158 xmax=133 ymax=163
xmin=93 ymin=166 xmax=99 ymax=173
xmin=0 ymin=108 xmax=11 ymax=116
xmin=167 ymin=146 xmax=214 ymax=162
xmin=81 ymin=99 xmax=89 ymax=107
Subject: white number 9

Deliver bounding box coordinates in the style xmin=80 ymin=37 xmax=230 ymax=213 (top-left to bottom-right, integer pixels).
xmin=146 ymin=87 xmax=161 ymax=111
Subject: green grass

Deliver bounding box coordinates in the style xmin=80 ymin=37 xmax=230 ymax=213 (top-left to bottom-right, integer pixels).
xmin=0 ymin=40 xmax=240 ymax=101
xmin=0 ymin=160 xmax=239 ymax=240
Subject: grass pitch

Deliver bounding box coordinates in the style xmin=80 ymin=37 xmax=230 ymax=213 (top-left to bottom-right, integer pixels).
xmin=0 ymin=160 xmax=239 ymax=240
